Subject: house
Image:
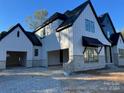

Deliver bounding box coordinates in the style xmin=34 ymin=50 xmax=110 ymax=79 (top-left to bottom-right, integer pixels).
xmin=0 ymin=24 xmax=42 ymax=69
xmin=35 ymin=0 xmax=111 ymax=73
xmin=99 ymin=13 xmax=124 ymax=66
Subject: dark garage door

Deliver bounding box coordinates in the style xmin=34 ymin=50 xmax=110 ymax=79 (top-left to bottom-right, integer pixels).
xmin=6 ymin=51 xmax=27 ymax=67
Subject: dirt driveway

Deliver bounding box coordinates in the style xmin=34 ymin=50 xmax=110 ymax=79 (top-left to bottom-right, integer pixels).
xmin=0 ymin=67 xmax=124 ymax=93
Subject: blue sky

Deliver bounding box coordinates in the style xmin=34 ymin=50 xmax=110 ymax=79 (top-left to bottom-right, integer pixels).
xmin=0 ymin=0 xmax=124 ymax=32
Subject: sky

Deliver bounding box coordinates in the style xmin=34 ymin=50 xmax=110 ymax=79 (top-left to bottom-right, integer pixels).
xmin=0 ymin=0 xmax=124 ymax=32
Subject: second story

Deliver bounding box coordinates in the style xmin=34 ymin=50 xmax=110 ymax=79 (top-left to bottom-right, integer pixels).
xmin=35 ymin=0 xmax=111 ymax=48
xmin=35 ymin=12 xmax=66 ymax=38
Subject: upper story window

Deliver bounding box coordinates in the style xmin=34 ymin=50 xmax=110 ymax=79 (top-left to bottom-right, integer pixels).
xmin=85 ymin=19 xmax=95 ymax=33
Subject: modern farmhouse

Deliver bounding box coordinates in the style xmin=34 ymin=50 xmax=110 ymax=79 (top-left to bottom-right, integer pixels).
xmin=34 ymin=0 xmax=111 ymax=72
xmin=0 ymin=0 xmax=124 ymax=73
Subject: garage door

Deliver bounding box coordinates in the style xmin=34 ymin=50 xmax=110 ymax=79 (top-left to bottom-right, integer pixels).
xmin=6 ymin=51 xmax=27 ymax=67
xmin=48 ymin=50 xmax=61 ymax=66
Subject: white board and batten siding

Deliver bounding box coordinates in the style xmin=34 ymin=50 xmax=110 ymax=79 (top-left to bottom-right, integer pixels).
xmin=0 ymin=27 xmax=33 ymax=69
xmin=70 ymin=4 xmax=111 ymax=71
xmin=35 ymin=19 xmax=64 ymax=67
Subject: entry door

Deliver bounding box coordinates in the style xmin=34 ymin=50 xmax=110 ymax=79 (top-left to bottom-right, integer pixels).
xmin=105 ymin=47 xmax=112 ymax=63
xmin=6 ymin=51 xmax=27 ymax=67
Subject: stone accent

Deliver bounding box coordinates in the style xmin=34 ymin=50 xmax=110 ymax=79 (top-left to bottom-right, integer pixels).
xmin=32 ymin=60 xmax=42 ymax=67
xmin=25 ymin=60 xmax=32 ymax=67
xmin=32 ymin=60 xmax=48 ymax=67
xmin=63 ymin=55 xmax=106 ymax=73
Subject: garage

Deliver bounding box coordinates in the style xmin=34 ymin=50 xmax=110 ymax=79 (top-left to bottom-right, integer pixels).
xmin=48 ymin=50 xmax=61 ymax=66
xmin=6 ymin=51 xmax=27 ymax=67
xmin=48 ymin=49 xmax=69 ymax=66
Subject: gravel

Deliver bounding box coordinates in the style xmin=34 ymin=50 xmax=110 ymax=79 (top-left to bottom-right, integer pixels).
xmin=0 ymin=67 xmax=124 ymax=93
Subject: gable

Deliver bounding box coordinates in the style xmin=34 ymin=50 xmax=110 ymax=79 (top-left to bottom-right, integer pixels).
xmin=0 ymin=26 xmax=33 ymax=50
xmin=0 ymin=24 xmax=42 ymax=46
xmin=56 ymin=1 xmax=89 ymax=32
xmin=72 ymin=4 xmax=110 ymax=46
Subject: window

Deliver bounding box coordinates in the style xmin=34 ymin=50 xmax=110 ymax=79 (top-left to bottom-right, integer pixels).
xmin=34 ymin=49 xmax=39 ymax=56
xmin=85 ymin=19 xmax=95 ymax=33
xmin=84 ymin=47 xmax=98 ymax=63
xmin=17 ymin=31 xmax=20 ymax=37
xmin=119 ymin=49 xmax=124 ymax=58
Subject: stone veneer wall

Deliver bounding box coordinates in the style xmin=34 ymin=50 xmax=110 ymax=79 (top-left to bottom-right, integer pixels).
xmin=25 ymin=60 xmax=32 ymax=67
xmin=32 ymin=59 xmax=48 ymax=67
xmin=63 ymin=55 xmax=106 ymax=73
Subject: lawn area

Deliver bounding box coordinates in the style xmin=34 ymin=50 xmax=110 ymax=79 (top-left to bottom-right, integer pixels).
xmin=0 ymin=67 xmax=124 ymax=93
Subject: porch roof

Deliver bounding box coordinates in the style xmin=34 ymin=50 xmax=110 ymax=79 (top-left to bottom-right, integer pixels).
xmin=82 ymin=36 xmax=104 ymax=47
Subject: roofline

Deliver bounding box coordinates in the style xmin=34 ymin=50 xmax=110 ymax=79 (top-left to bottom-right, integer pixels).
xmin=57 ymin=1 xmax=111 ymax=43
xmin=34 ymin=1 xmax=89 ymax=33
xmin=56 ymin=0 xmax=89 ymax=32
xmin=0 ymin=23 xmax=42 ymax=46
xmin=99 ymin=13 xmax=116 ymax=34
xmin=33 ymin=12 xmax=66 ymax=33
xmin=106 ymin=13 xmax=117 ymax=34
xmin=88 ymin=2 xmax=112 ymax=43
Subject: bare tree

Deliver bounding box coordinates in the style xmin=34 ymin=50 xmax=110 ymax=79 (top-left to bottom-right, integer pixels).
xmin=25 ymin=10 xmax=48 ymax=30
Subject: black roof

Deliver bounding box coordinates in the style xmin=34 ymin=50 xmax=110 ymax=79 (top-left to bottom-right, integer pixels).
xmin=0 ymin=23 xmax=42 ymax=46
xmin=34 ymin=0 xmax=111 ymax=44
xmin=110 ymin=33 xmax=123 ymax=46
xmin=0 ymin=31 xmax=7 ymax=40
xmin=57 ymin=1 xmax=89 ymax=31
xmin=34 ymin=1 xmax=89 ymax=32
xmin=98 ymin=13 xmax=116 ymax=34
xmin=25 ymin=32 xmax=42 ymax=46
xmin=99 ymin=13 xmax=107 ymax=23
xmin=35 ymin=12 xmax=67 ymax=31
xmin=82 ymin=36 xmax=104 ymax=47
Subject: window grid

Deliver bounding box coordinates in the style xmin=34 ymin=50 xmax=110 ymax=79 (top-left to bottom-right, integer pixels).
xmin=85 ymin=19 xmax=95 ymax=33
xmin=84 ymin=47 xmax=98 ymax=63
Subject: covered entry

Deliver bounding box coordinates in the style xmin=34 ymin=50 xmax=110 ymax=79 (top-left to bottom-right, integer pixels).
xmin=48 ymin=49 xmax=69 ymax=66
xmin=6 ymin=51 xmax=27 ymax=67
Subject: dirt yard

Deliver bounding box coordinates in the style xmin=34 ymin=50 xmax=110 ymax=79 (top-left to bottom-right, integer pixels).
xmin=0 ymin=67 xmax=124 ymax=93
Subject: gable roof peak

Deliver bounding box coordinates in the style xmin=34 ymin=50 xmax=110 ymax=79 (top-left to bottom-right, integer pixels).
xmin=0 ymin=23 xmax=42 ymax=46
xmin=57 ymin=0 xmax=89 ymax=31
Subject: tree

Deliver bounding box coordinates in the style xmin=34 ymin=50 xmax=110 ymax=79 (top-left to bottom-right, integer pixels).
xmin=25 ymin=10 xmax=48 ymax=30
